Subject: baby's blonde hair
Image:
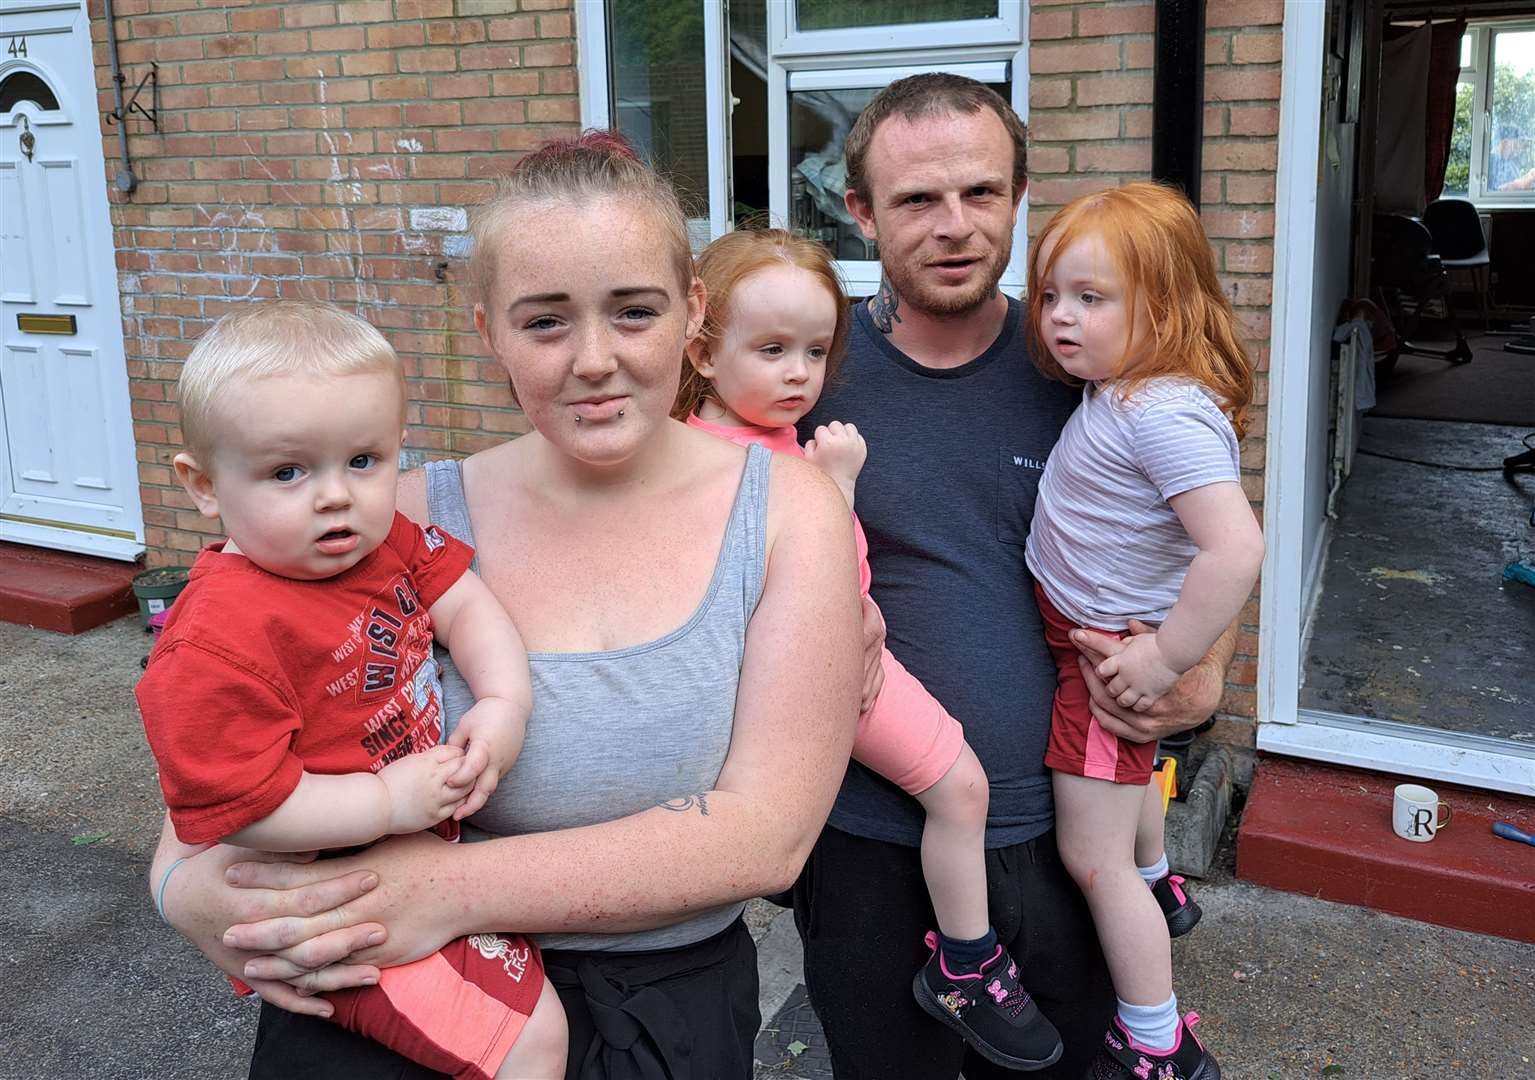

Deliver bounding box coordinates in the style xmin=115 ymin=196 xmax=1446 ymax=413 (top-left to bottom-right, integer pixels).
xmin=178 ymin=300 xmax=404 ymax=460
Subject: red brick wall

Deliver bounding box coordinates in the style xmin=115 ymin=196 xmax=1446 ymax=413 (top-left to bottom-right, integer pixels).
xmin=1028 ymin=0 xmax=1284 ymax=731
xmin=90 ymin=0 xmax=577 ymax=564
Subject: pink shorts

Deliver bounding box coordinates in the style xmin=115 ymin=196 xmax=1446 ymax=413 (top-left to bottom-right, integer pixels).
xmin=325 ymin=933 xmax=545 ymax=1080
xmin=1035 ymin=583 xmax=1156 ymax=786
xmin=853 ymin=646 xmax=967 ymax=795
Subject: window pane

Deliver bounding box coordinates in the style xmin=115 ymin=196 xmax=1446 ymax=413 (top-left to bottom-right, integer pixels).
xmin=788 ymin=79 xmax=1010 ymax=261
xmin=796 ymin=0 xmax=997 ymax=33
xmin=1442 ymin=80 xmax=1474 ymax=195
xmin=608 ymin=2 xmax=710 ymax=237
xmin=1459 ymin=32 xmax=1471 ymax=70
xmin=730 ymin=0 xmax=770 ymax=226
xmin=1487 ymin=30 xmax=1535 ymax=194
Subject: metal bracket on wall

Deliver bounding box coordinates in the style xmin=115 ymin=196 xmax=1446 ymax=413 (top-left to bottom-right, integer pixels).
xmin=104 ymin=62 xmax=158 ymax=131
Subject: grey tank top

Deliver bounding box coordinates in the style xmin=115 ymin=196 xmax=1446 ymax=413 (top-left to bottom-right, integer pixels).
xmin=423 ymin=444 xmax=769 ymax=952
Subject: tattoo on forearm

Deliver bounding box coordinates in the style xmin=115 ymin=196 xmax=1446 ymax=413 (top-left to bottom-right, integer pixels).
xmin=870 ymin=273 xmax=902 ymax=334
xmin=658 ymin=794 xmax=710 ymax=817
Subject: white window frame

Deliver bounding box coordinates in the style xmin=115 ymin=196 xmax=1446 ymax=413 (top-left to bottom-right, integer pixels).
xmin=575 ymin=0 xmax=731 ymax=244
xmin=577 ymin=2 xmax=1029 ymax=296
xmin=1449 ymin=20 xmax=1535 ymax=206
xmin=772 ymin=0 xmax=1022 ymax=59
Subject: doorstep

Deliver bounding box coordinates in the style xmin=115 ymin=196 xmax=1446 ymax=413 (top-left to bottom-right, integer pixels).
xmin=0 ymin=542 xmax=139 ymax=634
xmin=1236 ymin=754 xmax=1535 ymax=944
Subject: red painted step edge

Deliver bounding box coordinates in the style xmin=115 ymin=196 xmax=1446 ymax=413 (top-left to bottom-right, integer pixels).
xmin=0 ymin=542 xmax=139 ymax=634
xmin=1237 ymin=755 xmax=1535 ymax=944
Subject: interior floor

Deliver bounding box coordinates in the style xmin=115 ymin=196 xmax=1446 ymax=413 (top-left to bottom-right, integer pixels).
xmin=1301 ymin=416 xmax=1534 ymax=740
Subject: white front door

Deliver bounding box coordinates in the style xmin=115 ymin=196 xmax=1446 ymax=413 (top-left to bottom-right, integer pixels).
xmin=0 ymin=1 xmax=143 ymax=560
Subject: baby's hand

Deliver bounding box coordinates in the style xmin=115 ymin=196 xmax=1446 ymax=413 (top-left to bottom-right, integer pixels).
xmin=1093 ymin=632 xmax=1182 ymax=712
xmin=803 ymin=421 xmax=866 ymax=509
xmin=446 ymin=697 xmax=523 ymax=821
xmin=379 ymin=744 xmax=470 ymax=834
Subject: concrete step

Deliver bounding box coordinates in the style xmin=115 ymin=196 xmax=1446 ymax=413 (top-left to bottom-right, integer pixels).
xmin=0 ymin=542 xmax=139 ymax=634
xmin=1236 ymin=754 xmax=1535 ymax=944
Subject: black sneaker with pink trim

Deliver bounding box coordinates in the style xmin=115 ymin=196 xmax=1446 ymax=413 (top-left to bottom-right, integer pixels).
xmin=911 ymin=931 xmax=1063 ymax=1071
xmin=1150 ymin=873 xmax=1202 ymax=938
xmin=1085 ymin=1013 xmax=1220 ymax=1080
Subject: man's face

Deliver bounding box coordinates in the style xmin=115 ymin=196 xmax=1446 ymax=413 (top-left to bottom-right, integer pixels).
xmin=846 ymin=108 xmax=1023 ymax=319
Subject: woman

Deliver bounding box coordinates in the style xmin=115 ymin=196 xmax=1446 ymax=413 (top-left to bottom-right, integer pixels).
xmin=149 ymin=132 xmax=866 ymax=1077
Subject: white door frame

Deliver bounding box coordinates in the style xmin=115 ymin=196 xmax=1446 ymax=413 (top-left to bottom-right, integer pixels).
xmin=0 ymin=0 xmax=142 ymax=561
xmin=1260 ymin=1 xmax=1535 ymax=797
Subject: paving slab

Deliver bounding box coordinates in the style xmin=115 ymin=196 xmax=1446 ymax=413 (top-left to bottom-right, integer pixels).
xmin=2 ymin=616 xmax=1532 ymax=1080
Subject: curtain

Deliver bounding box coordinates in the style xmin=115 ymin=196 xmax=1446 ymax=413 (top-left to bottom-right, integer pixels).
xmin=1424 ymin=18 xmax=1467 ymax=201
xmin=1376 ymin=25 xmax=1431 ymax=213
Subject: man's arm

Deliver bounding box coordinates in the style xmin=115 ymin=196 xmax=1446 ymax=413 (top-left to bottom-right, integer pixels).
xmin=1072 ymin=618 xmax=1238 ymax=743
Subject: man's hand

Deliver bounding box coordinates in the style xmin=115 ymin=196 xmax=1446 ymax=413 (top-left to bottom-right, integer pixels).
xmin=446 ymin=697 xmax=521 ymax=821
xmin=378 ymin=744 xmax=470 ymax=834
xmin=803 ymin=421 xmax=867 ymax=510
xmin=858 ymin=594 xmax=886 ymax=714
xmin=1073 ymin=619 xmax=1229 ymax=743
xmin=1092 ymin=632 xmax=1181 ymax=712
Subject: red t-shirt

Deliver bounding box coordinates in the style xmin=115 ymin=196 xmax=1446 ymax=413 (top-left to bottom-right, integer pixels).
xmin=137 ymin=512 xmax=475 ymax=845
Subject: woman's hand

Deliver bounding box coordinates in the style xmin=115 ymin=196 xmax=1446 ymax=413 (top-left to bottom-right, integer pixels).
xmin=224 ymin=831 xmax=460 ymax=979
xmin=858 ymin=593 xmax=887 ymax=713
xmin=156 ymin=837 xmax=385 ymax=1016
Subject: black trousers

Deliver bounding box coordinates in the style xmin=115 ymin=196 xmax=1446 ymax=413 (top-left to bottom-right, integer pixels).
xmin=247 ymin=918 xmax=760 ymax=1080
xmin=791 ymin=825 xmax=1115 ymax=1080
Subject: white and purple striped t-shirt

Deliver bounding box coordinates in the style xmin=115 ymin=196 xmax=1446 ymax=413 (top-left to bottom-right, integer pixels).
xmin=1025 ymin=376 xmax=1240 ymax=630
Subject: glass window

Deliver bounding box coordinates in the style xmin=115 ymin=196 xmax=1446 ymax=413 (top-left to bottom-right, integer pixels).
xmin=1486 ymin=29 xmax=1535 ymax=194
xmin=788 ymin=77 xmax=1011 ymax=262
xmin=608 ymin=2 xmax=711 ymax=238
xmin=796 ymin=0 xmax=998 ymax=32
xmin=1442 ymin=79 xmax=1474 ymax=195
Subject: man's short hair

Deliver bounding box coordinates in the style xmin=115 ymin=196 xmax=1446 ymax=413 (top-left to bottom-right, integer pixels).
xmin=845 ymin=73 xmax=1029 ymax=203
xmin=178 ymin=299 xmax=403 ymax=460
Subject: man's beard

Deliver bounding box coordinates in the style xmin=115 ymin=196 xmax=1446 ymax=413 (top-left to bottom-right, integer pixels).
xmin=884 ymin=236 xmax=1012 ymax=319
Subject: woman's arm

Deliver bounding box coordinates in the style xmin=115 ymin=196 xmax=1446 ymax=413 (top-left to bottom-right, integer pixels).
xmin=226 ymin=456 xmax=862 ymax=983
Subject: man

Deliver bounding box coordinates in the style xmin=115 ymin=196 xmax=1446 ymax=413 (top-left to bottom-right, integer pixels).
xmin=794 ymin=73 xmax=1233 ymax=1079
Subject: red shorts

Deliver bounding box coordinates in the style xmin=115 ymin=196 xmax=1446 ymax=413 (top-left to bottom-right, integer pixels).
xmin=325 ymin=933 xmax=545 ymax=1080
xmin=1035 ymin=583 xmax=1157 ymax=786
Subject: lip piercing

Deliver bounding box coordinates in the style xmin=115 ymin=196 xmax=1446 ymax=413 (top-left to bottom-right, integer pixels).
xmin=575 ymin=410 xmax=623 ymax=423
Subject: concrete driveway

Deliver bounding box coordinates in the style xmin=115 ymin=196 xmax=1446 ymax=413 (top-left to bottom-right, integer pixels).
xmin=1 ymin=616 xmax=1531 ymax=1079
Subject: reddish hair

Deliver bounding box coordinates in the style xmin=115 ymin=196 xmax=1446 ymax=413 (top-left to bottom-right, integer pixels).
xmin=1027 ymin=182 xmax=1253 ymax=438
xmin=673 ymin=228 xmax=851 ymax=421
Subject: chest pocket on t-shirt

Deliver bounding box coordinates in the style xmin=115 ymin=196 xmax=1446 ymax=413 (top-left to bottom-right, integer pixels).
xmin=996 ymin=446 xmax=1048 ymax=545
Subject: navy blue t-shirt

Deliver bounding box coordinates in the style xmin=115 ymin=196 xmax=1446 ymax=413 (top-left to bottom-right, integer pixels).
xmin=800 ymin=296 xmax=1078 ymax=848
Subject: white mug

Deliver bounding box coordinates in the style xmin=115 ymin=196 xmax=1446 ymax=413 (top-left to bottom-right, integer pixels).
xmin=1393 ymin=783 xmax=1452 ymax=843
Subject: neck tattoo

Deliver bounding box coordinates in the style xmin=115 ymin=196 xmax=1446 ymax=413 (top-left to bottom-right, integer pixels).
xmin=870 ymin=272 xmax=903 ymax=335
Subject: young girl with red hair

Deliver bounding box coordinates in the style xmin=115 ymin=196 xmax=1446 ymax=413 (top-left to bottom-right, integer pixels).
xmin=1026 ymin=181 xmax=1263 ymax=1080
xmin=677 ymin=228 xmax=1064 ymax=1071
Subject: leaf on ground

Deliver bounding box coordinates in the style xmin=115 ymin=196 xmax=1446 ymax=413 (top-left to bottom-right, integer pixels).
xmin=786 ymin=1040 xmax=808 ymax=1057
xmin=71 ymin=833 xmax=109 ymax=846
xmin=1321 ymin=1066 xmax=1346 ymax=1076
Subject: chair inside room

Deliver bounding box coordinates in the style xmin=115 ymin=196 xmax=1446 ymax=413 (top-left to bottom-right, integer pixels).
xmin=1421 ymin=197 xmax=1492 ymax=328
xmin=1369 ymin=212 xmax=1474 ymax=372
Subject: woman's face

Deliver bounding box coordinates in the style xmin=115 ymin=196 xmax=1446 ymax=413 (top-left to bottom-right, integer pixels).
xmin=475 ymin=194 xmax=703 ymax=468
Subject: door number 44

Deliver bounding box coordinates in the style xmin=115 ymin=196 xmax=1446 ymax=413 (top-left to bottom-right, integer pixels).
xmin=6 ymin=37 xmax=27 ymax=59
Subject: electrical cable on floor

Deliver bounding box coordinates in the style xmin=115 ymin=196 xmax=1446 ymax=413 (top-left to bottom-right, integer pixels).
xmin=1356 ymin=432 xmax=1535 ymax=472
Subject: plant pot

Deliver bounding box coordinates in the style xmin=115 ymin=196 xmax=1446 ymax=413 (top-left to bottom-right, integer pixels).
xmin=131 ymin=566 xmax=191 ymax=629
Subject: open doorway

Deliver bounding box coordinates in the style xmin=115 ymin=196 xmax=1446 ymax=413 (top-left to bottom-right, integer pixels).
xmin=1302 ymin=0 xmax=1535 ymax=757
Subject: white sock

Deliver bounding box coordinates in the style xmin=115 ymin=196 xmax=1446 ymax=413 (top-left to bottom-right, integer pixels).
xmin=1137 ymin=853 xmax=1169 ymax=886
xmin=1117 ymin=993 xmax=1179 ymax=1053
